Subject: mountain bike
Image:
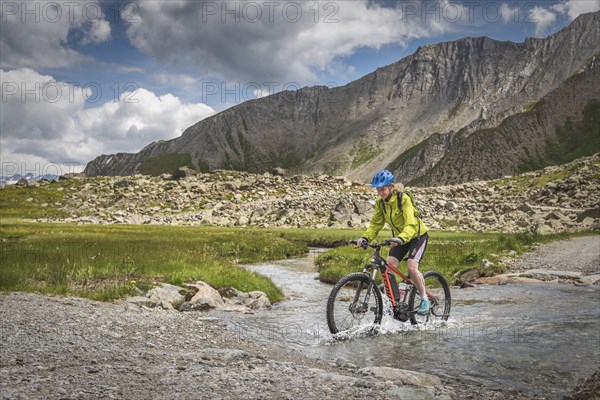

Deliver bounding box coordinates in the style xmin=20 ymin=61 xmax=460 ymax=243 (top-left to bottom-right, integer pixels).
xmin=326 ymin=240 xmax=451 ymax=334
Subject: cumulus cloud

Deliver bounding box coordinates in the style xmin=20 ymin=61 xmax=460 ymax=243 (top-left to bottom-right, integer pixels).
xmin=153 ymin=73 xmax=201 ymax=87
xmin=532 ymin=5 xmax=559 ymax=37
xmin=498 ymin=1 xmax=598 ymax=38
xmin=0 ymin=68 xmax=215 ymax=170
xmin=0 ymin=0 xmax=111 ymax=69
xmin=553 ymin=0 xmax=600 ymax=20
xmin=517 ymin=0 xmax=600 ymax=38
xmin=122 ymin=0 xmax=463 ymax=85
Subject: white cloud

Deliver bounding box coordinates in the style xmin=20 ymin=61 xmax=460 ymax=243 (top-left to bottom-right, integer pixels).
xmin=115 ymin=65 xmax=145 ymax=74
xmin=518 ymin=0 xmax=600 ymax=38
xmin=78 ymin=18 xmax=111 ymax=45
xmin=122 ymin=0 xmax=463 ymax=85
xmin=554 ymin=0 xmax=600 ymax=20
xmin=0 ymin=68 xmax=215 ymax=169
xmin=500 ymin=3 xmax=519 ymax=23
xmin=153 ymin=73 xmax=201 ymax=87
xmin=0 ymin=0 xmax=111 ymax=69
xmin=532 ymin=6 xmax=558 ymax=37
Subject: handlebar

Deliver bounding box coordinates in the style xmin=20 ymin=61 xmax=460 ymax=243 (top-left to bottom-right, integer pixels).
xmin=349 ymin=240 xmax=393 ymax=249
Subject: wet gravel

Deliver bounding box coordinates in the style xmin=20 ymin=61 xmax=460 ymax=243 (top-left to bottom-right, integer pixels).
xmin=1 ymin=293 xmax=459 ymax=400
xmin=0 ymin=292 xmax=544 ymax=399
xmin=510 ymin=236 xmax=600 ymax=274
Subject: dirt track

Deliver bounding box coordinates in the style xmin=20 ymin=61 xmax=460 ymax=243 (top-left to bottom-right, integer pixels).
xmin=509 ymin=236 xmax=600 ymax=274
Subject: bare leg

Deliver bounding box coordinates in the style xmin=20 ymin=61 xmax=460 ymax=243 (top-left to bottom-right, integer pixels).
xmin=386 ymin=256 xmax=399 ymax=269
xmin=407 ymin=259 xmax=426 ymax=297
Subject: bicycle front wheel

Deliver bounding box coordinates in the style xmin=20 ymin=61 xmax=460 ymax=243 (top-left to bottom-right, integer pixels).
xmin=408 ymin=271 xmax=451 ymax=325
xmin=326 ymin=273 xmax=383 ymax=334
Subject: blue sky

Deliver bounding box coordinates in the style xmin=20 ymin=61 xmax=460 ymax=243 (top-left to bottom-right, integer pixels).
xmin=1 ymin=0 xmax=598 ymax=174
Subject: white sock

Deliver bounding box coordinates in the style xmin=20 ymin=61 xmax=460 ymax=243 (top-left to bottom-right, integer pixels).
xmin=421 ymin=294 xmax=428 ymax=301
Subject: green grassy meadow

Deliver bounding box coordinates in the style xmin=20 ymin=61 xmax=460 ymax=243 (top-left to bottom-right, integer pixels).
xmin=0 ymin=219 xmax=360 ymax=302
xmin=316 ymin=230 xmax=582 ymax=284
xmin=1 ymin=180 xmax=595 ymax=303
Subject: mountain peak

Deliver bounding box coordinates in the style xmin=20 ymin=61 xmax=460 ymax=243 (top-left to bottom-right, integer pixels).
xmin=85 ymin=13 xmax=600 ymax=183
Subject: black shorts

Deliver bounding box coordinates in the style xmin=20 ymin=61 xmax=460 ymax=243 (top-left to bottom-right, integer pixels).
xmin=388 ymin=233 xmax=428 ymax=263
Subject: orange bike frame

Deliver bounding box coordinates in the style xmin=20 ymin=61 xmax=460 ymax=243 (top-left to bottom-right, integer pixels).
xmin=379 ymin=262 xmax=412 ymax=308
xmin=379 ymin=262 xmax=434 ymax=308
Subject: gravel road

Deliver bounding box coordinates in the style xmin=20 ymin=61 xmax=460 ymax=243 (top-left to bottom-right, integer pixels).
xmin=510 ymin=236 xmax=600 ymax=274
xmin=498 ymin=235 xmax=600 ymax=285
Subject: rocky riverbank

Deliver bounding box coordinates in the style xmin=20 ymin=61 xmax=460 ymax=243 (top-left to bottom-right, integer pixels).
xmin=1 ymin=292 xmax=541 ymax=400
xmin=18 ymin=154 xmax=600 ymax=235
xmin=460 ymin=236 xmax=600 ymax=286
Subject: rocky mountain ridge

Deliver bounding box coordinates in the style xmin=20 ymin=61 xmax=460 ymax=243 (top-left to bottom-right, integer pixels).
xmin=84 ymin=11 xmax=600 ymax=184
xmin=30 ymin=154 xmax=600 ymax=234
xmin=393 ymin=52 xmax=600 ymax=185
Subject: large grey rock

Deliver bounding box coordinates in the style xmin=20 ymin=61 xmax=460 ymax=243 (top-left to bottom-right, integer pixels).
xmin=535 ymin=224 xmax=554 ymax=235
xmin=445 ymin=201 xmax=459 ymax=211
xmin=183 ymin=281 xmax=225 ymax=311
xmin=222 ymin=288 xmax=271 ymax=311
xmin=460 ymin=269 xmax=481 ymax=282
xmin=172 ymin=167 xmax=197 ymax=180
xmin=147 ymin=283 xmax=185 ymax=310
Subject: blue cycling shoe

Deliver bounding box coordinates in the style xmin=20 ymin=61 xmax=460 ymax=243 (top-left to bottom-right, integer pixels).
xmin=417 ymin=298 xmax=430 ymax=315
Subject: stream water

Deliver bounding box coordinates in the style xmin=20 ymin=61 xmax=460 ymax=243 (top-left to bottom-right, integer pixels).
xmin=216 ymin=250 xmax=600 ymax=399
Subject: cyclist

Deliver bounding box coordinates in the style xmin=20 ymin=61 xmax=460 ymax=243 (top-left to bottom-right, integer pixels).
xmin=356 ymin=169 xmax=430 ymax=315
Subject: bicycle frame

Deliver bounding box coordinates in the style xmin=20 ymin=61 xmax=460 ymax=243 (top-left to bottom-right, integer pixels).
xmin=362 ymin=243 xmax=434 ymax=309
xmin=380 ymin=262 xmax=412 ymax=308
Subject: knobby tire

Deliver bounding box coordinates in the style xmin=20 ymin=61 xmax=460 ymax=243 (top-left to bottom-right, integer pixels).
xmin=408 ymin=271 xmax=451 ymax=325
xmin=326 ymin=273 xmax=383 ymax=334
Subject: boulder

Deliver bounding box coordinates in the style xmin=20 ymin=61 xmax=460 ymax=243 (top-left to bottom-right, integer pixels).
xmin=535 ymin=224 xmax=554 ymax=235
xmin=460 ymin=269 xmax=481 ymax=282
xmin=577 ymin=208 xmax=600 ymax=222
xmin=272 ymin=167 xmax=288 ymax=176
xmin=444 ymin=201 xmax=459 ymax=211
xmin=15 ymin=178 xmax=29 ymax=187
xmin=222 ymin=288 xmax=271 ymax=310
xmin=246 ymin=291 xmax=272 ymax=310
xmin=183 ymin=281 xmax=225 ymax=311
xmin=172 ymin=167 xmax=198 ymax=180
xmin=147 ymin=283 xmax=185 ymax=310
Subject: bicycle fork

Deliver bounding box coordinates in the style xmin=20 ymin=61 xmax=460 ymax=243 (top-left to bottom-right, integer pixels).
xmin=351 ymin=269 xmax=378 ymax=313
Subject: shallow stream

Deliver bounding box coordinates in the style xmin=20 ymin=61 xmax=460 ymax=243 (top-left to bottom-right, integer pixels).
xmin=217 ymin=250 xmax=600 ymax=399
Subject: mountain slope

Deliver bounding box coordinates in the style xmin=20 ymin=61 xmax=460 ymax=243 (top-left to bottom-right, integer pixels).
xmin=84 ymin=11 xmax=600 ymax=180
xmin=392 ymin=53 xmax=600 ymax=185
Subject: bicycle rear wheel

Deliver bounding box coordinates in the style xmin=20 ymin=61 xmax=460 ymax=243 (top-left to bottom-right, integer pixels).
xmin=408 ymin=271 xmax=451 ymax=325
xmin=326 ymin=273 xmax=383 ymax=334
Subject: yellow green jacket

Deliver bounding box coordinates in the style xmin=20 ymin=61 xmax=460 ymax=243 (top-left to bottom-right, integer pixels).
xmin=361 ymin=191 xmax=428 ymax=244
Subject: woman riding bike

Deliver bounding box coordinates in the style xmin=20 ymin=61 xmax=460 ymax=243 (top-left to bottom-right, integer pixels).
xmin=356 ymin=169 xmax=430 ymax=315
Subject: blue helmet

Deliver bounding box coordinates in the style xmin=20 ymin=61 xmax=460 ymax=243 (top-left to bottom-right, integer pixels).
xmin=371 ymin=169 xmax=395 ymax=188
